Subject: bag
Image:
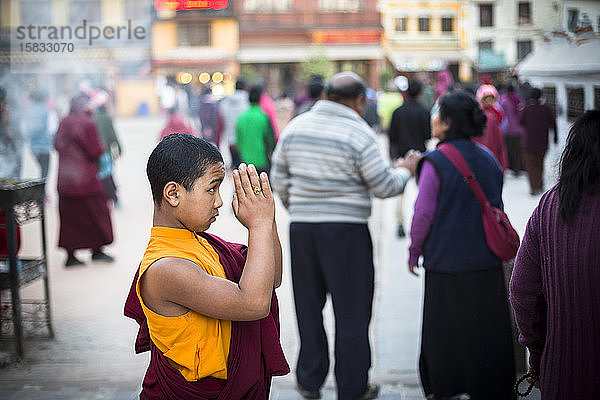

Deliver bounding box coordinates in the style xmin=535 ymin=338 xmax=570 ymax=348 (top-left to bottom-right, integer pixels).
xmin=438 ymin=143 xmax=520 ymax=261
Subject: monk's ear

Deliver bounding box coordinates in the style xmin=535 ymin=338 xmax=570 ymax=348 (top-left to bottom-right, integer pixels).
xmin=163 ymin=182 xmax=180 ymax=207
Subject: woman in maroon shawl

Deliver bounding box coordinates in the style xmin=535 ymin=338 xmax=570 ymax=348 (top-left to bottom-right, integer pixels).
xmin=54 ymin=93 xmax=114 ymax=266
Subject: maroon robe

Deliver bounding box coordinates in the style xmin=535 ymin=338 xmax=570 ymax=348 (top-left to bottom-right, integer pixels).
xmin=124 ymin=232 xmax=290 ymax=399
xmin=54 ymin=110 xmax=113 ymax=251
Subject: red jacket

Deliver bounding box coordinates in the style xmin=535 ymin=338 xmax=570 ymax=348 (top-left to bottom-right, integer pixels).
xmin=54 ymin=111 xmax=105 ymax=197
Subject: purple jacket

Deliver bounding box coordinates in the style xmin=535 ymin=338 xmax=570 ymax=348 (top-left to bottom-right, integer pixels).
xmin=520 ymin=100 xmax=557 ymax=152
xmin=510 ymin=186 xmax=600 ymax=399
xmin=499 ymin=92 xmax=525 ymax=137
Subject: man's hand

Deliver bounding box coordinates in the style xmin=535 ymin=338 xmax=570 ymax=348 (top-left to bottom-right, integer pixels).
xmin=394 ymin=150 xmax=422 ymax=176
xmin=408 ymin=264 xmax=420 ymax=276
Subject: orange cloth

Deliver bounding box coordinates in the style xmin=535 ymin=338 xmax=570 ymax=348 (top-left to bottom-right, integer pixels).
xmin=136 ymin=226 xmax=231 ymax=381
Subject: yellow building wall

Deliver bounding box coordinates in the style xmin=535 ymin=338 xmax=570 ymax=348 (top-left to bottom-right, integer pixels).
xmin=115 ymin=80 xmax=159 ymax=117
xmin=212 ymin=19 xmax=238 ymax=53
xmin=152 ymin=21 xmax=177 ymax=57
xmin=1 ymin=1 xmax=11 ymax=27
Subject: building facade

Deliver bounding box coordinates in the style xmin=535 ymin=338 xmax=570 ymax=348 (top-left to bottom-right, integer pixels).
xmin=1 ymin=0 xmax=154 ymax=116
xmin=235 ymin=0 xmax=384 ymax=94
xmin=378 ymin=0 xmax=469 ymax=82
xmin=152 ymin=1 xmax=239 ymax=100
xmin=465 ymin=0 xmax=561 ymax=79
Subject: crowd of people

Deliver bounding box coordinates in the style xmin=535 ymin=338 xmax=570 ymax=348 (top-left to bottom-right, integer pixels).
xmin=2 ymin=68 xmax=597 ymax=400
xmin=0 ymin=82 xmax=121 ymax=266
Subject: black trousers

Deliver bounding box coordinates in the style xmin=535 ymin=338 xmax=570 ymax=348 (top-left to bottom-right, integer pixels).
xmin=290 ymin=222 xmax=374 ymax=400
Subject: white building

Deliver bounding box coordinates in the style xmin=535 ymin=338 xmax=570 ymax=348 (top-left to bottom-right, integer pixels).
xmin=563 ymin=0 xmax=600 ymax=33
xmin=516 ymin=25 xmax=600 ymax=132
xmin=465 ymin=0 xmax=562 ymax=75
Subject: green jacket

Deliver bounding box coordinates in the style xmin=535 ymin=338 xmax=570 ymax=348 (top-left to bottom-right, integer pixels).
xmin=235 ymin=105 xmax=275 ymax=169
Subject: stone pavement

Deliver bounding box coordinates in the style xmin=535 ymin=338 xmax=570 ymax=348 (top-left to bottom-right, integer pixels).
xmin=0 ymin=116 xmax=555 ymax=399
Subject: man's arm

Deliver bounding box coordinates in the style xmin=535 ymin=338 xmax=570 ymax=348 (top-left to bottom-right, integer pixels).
xmin=270 ymin=136 xmax=291 ymax=209
xmin=272 ymin=220 xmax=283 ymax=288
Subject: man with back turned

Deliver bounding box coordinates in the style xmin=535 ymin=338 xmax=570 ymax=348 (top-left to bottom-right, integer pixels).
xmin=271 ymin=72 xmax=420 ymax=400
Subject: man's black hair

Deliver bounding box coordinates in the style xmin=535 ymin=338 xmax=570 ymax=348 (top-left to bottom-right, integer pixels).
xmin=407 ymin=80 xmax=423 ymax=99
xmin=308 ymin=76 xmax=325 ymax=99
xmin=235 ymin=79 xmax=247 ymax=91
xmin=528 ymin=88 xmax=542 ymax=101
xmin=147 ymin=133 xmax=223 ymax=206
xmin=249 ymin=85 xmax=263 ymax=104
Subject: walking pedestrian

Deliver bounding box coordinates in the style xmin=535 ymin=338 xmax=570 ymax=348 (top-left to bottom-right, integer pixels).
xmin=271 ymin=72 xmax=420 ymax=400
xmin=218 ymin=79 xmax=249 ymax=169
xmin=124 ymin=134 xmax=289 ymax=398
xmin=197 ymin=85 xmax=220 ymax=147
xmin=158 ymin=107 xmax=196 ymax=142
xmin=23 ymin=90 xmax=54 ymax=179
xmin=235 ymin=85 xmax=275 ymax=175
xmin=295 ymin=76 xmax=325 ymax=116
xmin=92 ymin=91 xmax=122 ymax=207
xmin=408 ymin=90 xmax=516 ymax=400
xmin=499 ymin=85 xmax=525 ymax=175
xmin=54 ymin=93 xmax=114 ymax=266
xmin=475 ymin=84 xmax=508 ymax=171
xmin=520 ymin=88 xmax=558 ymax=195
xmin=510 ymin=110 xmax=600 ymax=399
xmin=388 ymin=80 xmax=431 ymax=237
xmin=0 ymin=87 xmax=19 ymax=180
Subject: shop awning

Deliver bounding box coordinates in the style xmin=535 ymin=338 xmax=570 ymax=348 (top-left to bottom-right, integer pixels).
xmin=237 ymin=44 xmax=384 ymax=63
xmin=386 ymin=50 xmax=465 ymax=71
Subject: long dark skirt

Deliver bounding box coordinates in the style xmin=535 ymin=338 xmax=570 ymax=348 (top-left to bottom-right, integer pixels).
xmin=419 ymin=267 xmax=516 ymax=400
xmin=58 ymin=193 xmax=113 ymax=252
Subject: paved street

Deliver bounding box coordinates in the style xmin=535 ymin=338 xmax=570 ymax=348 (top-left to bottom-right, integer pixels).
xmin=0 ymin=115 xmax=556 ymax=399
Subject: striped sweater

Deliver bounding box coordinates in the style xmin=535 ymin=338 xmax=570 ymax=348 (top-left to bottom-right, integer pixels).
xmin=270 ymin=100 xmax=411 ymax=223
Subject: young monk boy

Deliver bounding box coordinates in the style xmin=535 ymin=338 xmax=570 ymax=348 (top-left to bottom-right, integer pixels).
xmin=124 ymin=133 xmax=289 ymax=399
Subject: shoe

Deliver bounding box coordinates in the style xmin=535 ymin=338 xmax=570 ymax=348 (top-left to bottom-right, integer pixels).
xmin=65 ymin=256 xmax=84 ymax=267
xmin=358 ymin=383 xmax=380 ymax=400
xmin=91 ymin=250 xmax=115 ymax=262
xmin=397 ymin=225 xmax=406 ymax=238
xmin=296 ymin=383 xmax=321 ymax=399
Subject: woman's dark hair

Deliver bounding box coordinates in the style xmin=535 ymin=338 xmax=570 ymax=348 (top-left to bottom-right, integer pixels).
xmin=438 ymin=90 xmax=487 ymax=140
xmin=558 ymin=110 xmax=600 ymax=222
xmin=147 ymin=133 xmax=223 ymax=206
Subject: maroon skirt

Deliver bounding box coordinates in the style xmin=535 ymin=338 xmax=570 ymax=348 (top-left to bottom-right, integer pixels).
xmin=58 ymin=193 xmax=113 ymax=252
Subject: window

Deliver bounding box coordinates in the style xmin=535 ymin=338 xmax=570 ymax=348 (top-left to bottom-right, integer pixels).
xmin=518 ymin=2 xmax=531 ymax=25
xmin=567 ymin=87 xmax=585 ymax=121
xmin=243 ymin=0 xmax=293 ymax=12
xmin=517 ymin=40 xmax=532 ymax=61
xmin=567 ymin=8 xmax=579 ymax=31
xmin=394 ymin=17 xmax=407 ymax=32
xmin=124 ymin=0 xmax=151 ymax=22
xmin=542 ymin=86 xmax=557 ymax=116
xmin=479 ymin=3 xmax=493 ymax=27
xmin=177 ymin=23 xmax=211 ymax=47
xmin=441 ymin=17 xmax=454 ymax=32
xmin=418 ymin=17 xmax=430 ymax=32
xmin=318 ymin=0 xmax=363 ymax=12
xmin=20 ymin=1 xmax=52 ymax=25
xmin=478 ymin=40 xmax=493 ymax=53
xmin=69 ymin=0 xmax=101 ymax=24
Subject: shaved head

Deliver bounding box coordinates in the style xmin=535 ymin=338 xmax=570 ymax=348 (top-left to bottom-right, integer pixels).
xmin=326 ymin=72 xmax=366 ymax=102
